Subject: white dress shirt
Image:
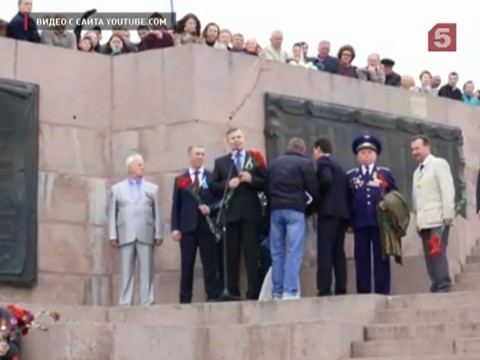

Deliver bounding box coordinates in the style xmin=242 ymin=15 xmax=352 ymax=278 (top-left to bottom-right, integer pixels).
xmin=362 ymin=164 xmax=374 ymax=176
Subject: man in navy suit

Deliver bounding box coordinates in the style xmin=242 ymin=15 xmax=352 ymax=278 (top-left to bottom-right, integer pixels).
xmin=313 ymin=137 xmax=350 ymax=296
xmin=170 ymin=145 xmax=219 ymax=303
xmin=210 ymin=128 xmax=265 ymax=300
xmin=347 ymin=134 xmax=397 ymax=295
xmin=8 ymin=0 xmax=40 ymax=43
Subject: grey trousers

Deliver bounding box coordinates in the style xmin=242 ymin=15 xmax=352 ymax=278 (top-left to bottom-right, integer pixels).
xmin=420 ymin=226 xmax=452 ymax=292
xmin=118 ymin=241 xmax=155 ymax=306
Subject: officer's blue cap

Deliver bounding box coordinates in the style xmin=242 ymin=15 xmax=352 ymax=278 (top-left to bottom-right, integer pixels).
xmin=351 ymin=134 xmax=382 ymax=155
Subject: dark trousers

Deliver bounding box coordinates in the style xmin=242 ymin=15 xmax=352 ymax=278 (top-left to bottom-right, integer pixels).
xmin=179 ymin=228 xmax=218 ymax=303
xmin=258 ymin=242 xmax=271 ymax=288
xmin=216 ymin=239 xmax=224 ymax=293
xmin=420 ymin=226 xmax=451 ymax=292
xmin=316 ymin=216 xmax=347 ymax=296
xmin=226 ymin=220 xmax=260 ymax=299
xmin=354 ymin=226 xmax=391 ymax=295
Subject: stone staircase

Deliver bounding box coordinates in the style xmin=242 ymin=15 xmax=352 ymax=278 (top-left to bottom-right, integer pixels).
xmin=454 ymin=244 xmax=480 ymax=291
xmin=346 ymin=243 xmax=480 ymax=360
xmin=347 ymin=291 xmax=480 ymax=359
xmin=14 ymin=244 xmax=480 ymax=359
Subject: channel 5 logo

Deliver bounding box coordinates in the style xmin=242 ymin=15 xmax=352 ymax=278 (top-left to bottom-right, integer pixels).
xmin=428 ymin=23 xmax=457 ymax=52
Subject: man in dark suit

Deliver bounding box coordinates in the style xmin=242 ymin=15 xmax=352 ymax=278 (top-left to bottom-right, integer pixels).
xmin=0 ymin=307 xmax=21 ymax=360
xmin=381 ymin=58 xmax=401 ymax=87
xmin=8 ymin=0 xmax=40 ymax=43
xmin=312 ymin=137 xmax=350 ymax=296
xmin=210 ymin=128 xmax=265 ymax=300
xmin=170 ymin=145 xmax=219 ymax=303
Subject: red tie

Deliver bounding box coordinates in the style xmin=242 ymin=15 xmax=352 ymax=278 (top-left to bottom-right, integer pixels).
xmin=193 ymin=171 xmax=200 ymax=191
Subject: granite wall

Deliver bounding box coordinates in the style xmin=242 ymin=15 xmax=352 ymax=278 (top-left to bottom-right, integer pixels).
xmin=0 ymin=38 xmax=479 ymax=305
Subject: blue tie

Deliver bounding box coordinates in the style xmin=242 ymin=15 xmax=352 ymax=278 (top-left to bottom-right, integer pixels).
xmin=131 ymin=181 xmax=140 ymax=199
xmin=235 ymin=151 xmax=243 ymax=172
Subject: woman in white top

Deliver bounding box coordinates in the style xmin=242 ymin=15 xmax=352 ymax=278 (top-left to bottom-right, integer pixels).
xmin=288 ymin=43 xmax=317 ymax=70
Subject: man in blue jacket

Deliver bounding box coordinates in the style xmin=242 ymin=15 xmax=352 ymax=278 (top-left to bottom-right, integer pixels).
xmin=347 ymin=134 xmax=397 ymax=295
xmin=0 ymin=306 xmax=21 ymax=360
xmin=8 ymin=0 xmax=40 ymax=43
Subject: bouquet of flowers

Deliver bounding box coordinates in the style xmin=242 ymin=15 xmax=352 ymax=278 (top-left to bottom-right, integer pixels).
xmin=224 ymin=149 xmax=266 ymax=205
xmin=0 ymin=304 xmax=60 ymax=342
xmin=427 ymin=196 xmax=467 ymax=258
xmin=427 ymin=229 xmax=443 ymax=257
xmin=176 ymin=177 xmax=221 ymax=240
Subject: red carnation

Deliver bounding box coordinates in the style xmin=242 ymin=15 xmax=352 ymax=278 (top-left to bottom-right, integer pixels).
xmin=427 ymin=233 xmax=442 ymax=257
xmin=177 ymin=177 xmax=192 ymax=189
xmin=376 ymin=173 xmax=389 ymax=189
xmin=248 ymin=149 xmax=266 ymax=169
xmin=7 ymin=305 xmax=27 ymax=322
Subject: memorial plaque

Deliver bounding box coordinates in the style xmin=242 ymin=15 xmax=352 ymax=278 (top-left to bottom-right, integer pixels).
xmin=0 ymin=78 xmax=39 ymax=287
xmin=264 ymin=93 xmax=465 ymax=214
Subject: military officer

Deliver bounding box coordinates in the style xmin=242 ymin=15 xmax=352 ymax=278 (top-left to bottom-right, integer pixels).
xmin=347 ymin=134 xmax=397 ymax=295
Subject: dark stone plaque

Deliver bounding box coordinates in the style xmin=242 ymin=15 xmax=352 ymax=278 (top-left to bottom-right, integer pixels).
xmin=264 ymin=93 xmax=465 ymax=215
xmin=0 ymin=78 xmax=39 ymax=287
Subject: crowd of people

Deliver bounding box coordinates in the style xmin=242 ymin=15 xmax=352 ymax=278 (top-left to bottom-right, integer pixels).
xmin=106 ymin=128 xmax=455 ymax=306
xmin=0 ymin=1 xmax=471 ymax=357
xmin=1 ymin=0 xmax=480 ymax=106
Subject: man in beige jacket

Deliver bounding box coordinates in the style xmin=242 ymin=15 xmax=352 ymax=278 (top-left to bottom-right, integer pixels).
xmin=411 ymin=135 xmax=455 ymax=292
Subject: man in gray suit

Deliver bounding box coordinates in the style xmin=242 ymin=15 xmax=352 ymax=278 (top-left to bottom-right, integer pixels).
xmin=411 ymin=135 xmax=455 ymax=293
xmin=108 ymin=154 xmax=163 ymax=306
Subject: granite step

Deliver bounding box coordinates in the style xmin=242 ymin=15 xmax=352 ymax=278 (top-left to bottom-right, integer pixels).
xmin=365 ymin=322 xmax=480 ymax=341
xmin=461 ymin=262 xmax=480 ymax=273
xmin=20 ymin=319 xmax=363 ymax=360
xmin=346 ymin=356 xmax=480 ymax=360
xmin=377 ymin=307 xmax=480 ymax=324
xmin=455 ymin=272 xmax=480 ymax=283
xmin=385 ymin=292 xmax=480 ymax=310
xmin=466 ymin=254 xmax=480 ymax=263
xmin=454 ymin=280 xmax=480 ymax=291
xmin=352 ymin=337 xmax=480 ymax=357
xmin=351 ymin=339 xmax=454 ymax=357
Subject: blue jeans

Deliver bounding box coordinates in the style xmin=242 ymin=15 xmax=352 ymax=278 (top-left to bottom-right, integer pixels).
xmin=269 ymin=209 xmax=306 ymax=296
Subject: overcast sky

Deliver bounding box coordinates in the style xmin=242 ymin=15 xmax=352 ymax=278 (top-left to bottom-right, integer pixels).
xmin=1 ymin=0 xmax=477 ymax=87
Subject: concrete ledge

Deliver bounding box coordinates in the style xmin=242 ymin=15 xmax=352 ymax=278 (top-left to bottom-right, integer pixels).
xmin=12 ymin=294 xmax=385 ymax=327
xmin=21 ymin=320 xmax=364 ymax=360
xmin=107 ymin=294 xmax=385 ymax=326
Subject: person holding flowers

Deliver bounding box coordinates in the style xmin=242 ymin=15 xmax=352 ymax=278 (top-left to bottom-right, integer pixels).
xmin=170 ymin=145 xmax=221 ymax=303
xmin=347 ymin=134 xmax=397 ymax=295
xmin=0 ymin=304 xmax=60 ymax=360
xmin=0 ymin=306 xmax=20 ymax=360
xmin=411 ymin=134 xmax=455 ymax=293
xmin=210 ymin=128 xmax=266 ymax=300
